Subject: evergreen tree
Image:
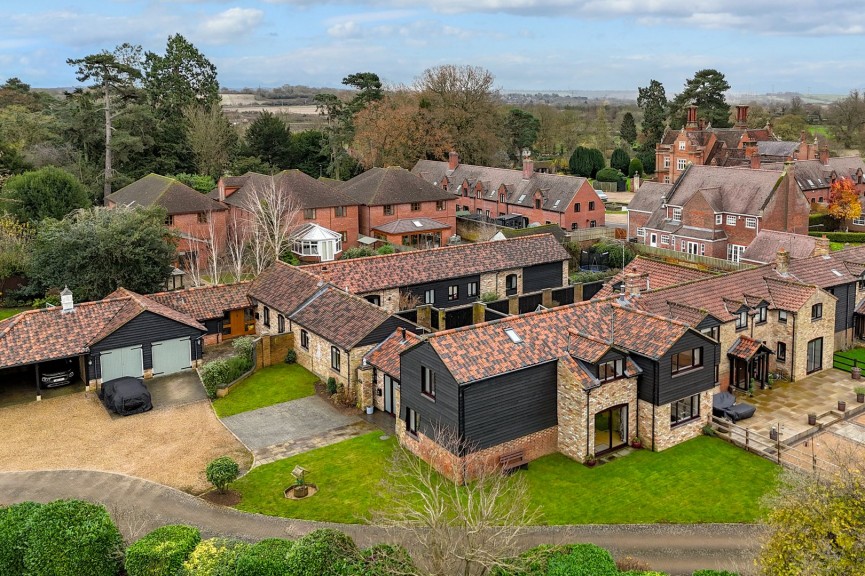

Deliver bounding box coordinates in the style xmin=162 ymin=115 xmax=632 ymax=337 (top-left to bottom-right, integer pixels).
xmin=610 ymin=148 xmax=630 ymax=174
xmin=637 ymin=80 xmax=667 ymax=147
xmin=569 ymin=146 xmax=605 ymax=178
xmin=619 ymin=112 xmax=637 ymax=145
xmin=669 ymin=69 xmax=732 ymax=129
xmin=244 ymin=112 xmax=292 ymax=169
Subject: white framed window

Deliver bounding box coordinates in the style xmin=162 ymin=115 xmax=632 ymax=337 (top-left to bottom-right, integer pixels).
xmin=677 ymin=158 xmax=687 ymax=170
xmin=726 ymin=215 xmax=737 ymax=226
xmin=745 ymin=217 xmax=757 ymax=229
xmin=664 ymin=176 xmax=671 ymax=184
xmin=664 ymin=156 xmax=670 ymax=168
xmin=671 ymin=207 xmax=682 ymax=221
xmin=728 ymin=244 xmax=746 ymax=263
xmin=678 ymin=141 xmax=686 ymax=151
xmin=715 ymin=214 xmax=723 ymax=225
xmin=686 ymin=241 xmax=699 ymax=255
xmin=681 ymin=240 xmax=687 ymax=252
xmin=854 ymin=217 xmax=865 ymax=226
xmin=424 ymin=289 xmax=435 ymax=304
xmin=661 ymin=235 xmax=670 ymax=245
xmin=636 ymin=228 xmax=646 ymax=237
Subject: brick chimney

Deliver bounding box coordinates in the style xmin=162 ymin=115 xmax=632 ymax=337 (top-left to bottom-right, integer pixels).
xmin=813 ymin=235 xmax=830 ymax=257
xmin=735 ymin=105 xmax=749 ymax=128
xmin=217 ymin=178 xmax=226 ymax=202
xmin=686 ymin=105 xmax=698 ymax=130
xmin=522 ymin=158 xmax=534 ymax=180
xmin=750 ymin=153 xmax=761 ymax=169
xmin=624 ymin=272 xmax=645 ymax=297
xmin=448 ymin=151 xmax=459 ymax=171
xmin=819 ymin=145 xmax=829 ymax=166
xmin=775 ymin=249 xmax=789 ymax=274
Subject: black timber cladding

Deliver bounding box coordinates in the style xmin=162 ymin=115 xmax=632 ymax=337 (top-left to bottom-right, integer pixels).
xmin=461 ymin=361 xmax=558 ymax=451
xmin=405 ymin=274 xmax=481 ymax=309
xmin=356 ymin=315 xmax=421 ymax=347
xmin=829 ymin=282 xmax=856 ymax=332
xmin=522 ymin=261 xmax=564 ymax=293
xmin=400 ymin=342 xmax=460 ymax=442
xmin=89 ymin=311 xmax=204 ymax=379
xmin=638 ymin=329 xmax=718 ymax=405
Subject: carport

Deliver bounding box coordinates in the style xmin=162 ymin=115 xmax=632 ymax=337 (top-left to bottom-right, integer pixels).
xmin=0 ymin=355 xmax=88 ymax=407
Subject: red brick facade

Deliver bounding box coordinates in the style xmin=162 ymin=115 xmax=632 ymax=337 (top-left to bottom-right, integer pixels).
xmin=361 ymin=200 xmax=456 ymax=245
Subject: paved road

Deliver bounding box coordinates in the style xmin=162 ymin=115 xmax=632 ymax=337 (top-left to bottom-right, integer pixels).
xmin=0 ymin=470 xmax=761 ymax=575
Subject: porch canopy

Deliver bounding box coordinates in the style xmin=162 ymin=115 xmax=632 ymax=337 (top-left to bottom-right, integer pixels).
xmin=727 ymin=335 xmax=773 ymax=391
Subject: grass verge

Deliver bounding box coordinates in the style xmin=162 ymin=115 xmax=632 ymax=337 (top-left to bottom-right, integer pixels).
xmin=0 ymin=307 xmax=28 ymax=321
xmin=212 ymin=363 xmax=317 ymax=418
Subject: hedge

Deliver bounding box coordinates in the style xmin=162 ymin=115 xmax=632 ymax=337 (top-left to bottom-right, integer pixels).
xmin=284 ymin=528 xmax=360 ymax=576
xmin=125 ymin=525 xmax=201 ymax=576
xmin=0 ymin=502 xmax=42 ymax=576
xmin=807 ymin=231 xmax=865 ymax=243
xmin=22 ymin=499 xmax=123 ymax=576
xmin=181 ymin=538 xmax=249 ymax=576
xmin=235 ymin=539 xmax=294 ymax=576
xmin=546 ymin=544 xmax=618 ymax=576
xmin=340 ymin=543 xmax=416 ymax=576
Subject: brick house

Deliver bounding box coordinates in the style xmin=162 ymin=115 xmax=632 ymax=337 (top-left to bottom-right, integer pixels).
xmin=336 ymin=167 xmax=456 ymax=248
xmin=739 ymin=230 xmax=823 ymax=265
xmin=792 ymin=154 xmax=865 ymax=205
xmin=412 ymin=152 xmax=605 ymax=231
xmin=105 ymin=174 xmax=228 ymax=257
xmin=303 ymin=235 xmax=570 ymax=313
xmin=363 ymin=297 xmax=719 ymax=482
xmin=247 ymin=261 xmax=418 ymax=393
xmin=654 ymin=105 xmax=777 ymax=183
xmin=630 ymin=164 xmax=810 ymax=262
xmin=211 ymin=170 xmax=361 ymax=250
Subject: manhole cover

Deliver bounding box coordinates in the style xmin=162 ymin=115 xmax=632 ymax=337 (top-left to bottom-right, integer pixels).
xmin=380 ymin=435 xmax=390 ymax=441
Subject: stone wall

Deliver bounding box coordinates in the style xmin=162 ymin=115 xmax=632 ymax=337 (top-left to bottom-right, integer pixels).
xmin=255 ymin=333 xmax=294 ymax=368
xmin=791 ymin=290 xmax=836 ymax=381
xmin=650 ymin=390 xmax=712 ymax=451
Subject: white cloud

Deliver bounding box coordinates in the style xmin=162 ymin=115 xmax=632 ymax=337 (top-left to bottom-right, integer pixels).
xmin=199 ymin=7 xmax=264 ymax=39
xmin=327 ymin=20 xmax=363 ymax=38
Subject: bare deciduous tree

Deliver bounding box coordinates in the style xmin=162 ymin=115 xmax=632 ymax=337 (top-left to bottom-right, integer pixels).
xmin=373 ymin=425 xmax=540 ymax=576
xmin=225 ymin=211 xmax=249 ymax=282
xmin=204 ymin=210 xmax=221 ymax=284
xmin=242 ymin=176 xmax=300 ymax=274
xmin=184 ymin=102 xmax=236 ymax=179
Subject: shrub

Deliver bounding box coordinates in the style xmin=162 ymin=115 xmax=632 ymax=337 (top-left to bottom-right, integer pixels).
xmin=375 ymin=244 xmax=395 ymax=255
xmin=808 ymin=231 xmax=865 ymax=243
xmin=480 ymin=291 xmax=499 ymax=303
xmin=341 ymin=247 xmax=373 ymax=259
xmin=235 ymin=539 xmax=294 ymax=576
xmin=181 ymin=538 xmax=248 ymax=576
xmin=0 ymin=502 xmax=42 ymax=576
xmin=200 ymin=354 xmax=253 ymax=398
xmin=279 ymin=251 xmax=300 ymax=266
xmin=22 ymin=499 xmax=123 ymax=576
xmin=206 ymin=457 xmax=239 ymax=493
xmin=340 ymin=544 xmax=415 ymax=576
xmin=570 ymin=270 xmax=611 ymax=284
xmin=284 ymin=529 xmax=359 ymax=576
xmin=610 ymin=148 xmax=631 ymax=173
xmin=628 ymin=157 xmax=644 ymax=178
xmin=592 ymin=239 xmax=634 ymax=269
xmin=702 ymin=424 xmax=717 ymax=436
xmin=620 ymin=572 xmax=667 ymax=575
xmin=546 ymin=544 xmax=617 ymax=576
xmin=595 ymin=167 xmax=624 ymax=182
xmin=232 ymin=336 xmax=255 ymax=362
xmin=692 ymin=571 xmax=738 ymax=576
xmin=326 ymin=377 xmax=337 ymax=395
xmin=285 ymin=349 xmax=297 ymax=364
xmin=125 ymin=525 xmax=201 ymax=576
xmin=616 ymin=556 xmax=654 ymax=572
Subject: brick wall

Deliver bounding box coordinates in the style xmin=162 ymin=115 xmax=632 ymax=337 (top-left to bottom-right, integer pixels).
xmin=627 ymin=210 xmax=652 ymax=240
xmin=255 ymin=333 xmax=294 ymax=368
xmin=363 ymin=201 xmax=457 ymax=244
xmin=290 ymin=322 xmax=347 ymax=387
xmin=650 ymin=391 xmax=712 ymax=451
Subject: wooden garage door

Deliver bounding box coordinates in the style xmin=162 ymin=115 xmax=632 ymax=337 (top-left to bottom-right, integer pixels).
xmin=100 ymin=346 xmax=143 ymax=381
xmin=151 ymin=337 xmax=192 ymax=377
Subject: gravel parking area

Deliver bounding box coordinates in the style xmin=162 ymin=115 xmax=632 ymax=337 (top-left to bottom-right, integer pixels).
xmin=0 ymin=391 xmax=250 ymax=494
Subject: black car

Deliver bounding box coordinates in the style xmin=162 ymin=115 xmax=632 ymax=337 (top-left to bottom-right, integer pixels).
xmin=40 ymin=358 xmax=76 ymax=388
xmin=99 ymin=377 xmax=152 ymax=416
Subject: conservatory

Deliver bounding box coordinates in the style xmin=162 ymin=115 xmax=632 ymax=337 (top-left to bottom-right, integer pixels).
xmin=290 ymin=223 xmax=343 ymax=262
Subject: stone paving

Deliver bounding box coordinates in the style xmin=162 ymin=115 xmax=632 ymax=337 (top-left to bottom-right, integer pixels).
xmin=252 ymin=420 xmax=376 ymax=466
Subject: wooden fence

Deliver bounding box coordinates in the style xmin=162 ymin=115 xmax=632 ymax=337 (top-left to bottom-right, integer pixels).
xmin=711 ymin=416 xmax=837 ymax=475
xmin=565 ymin=227 xmax=615 ymax=243
xmin=631 ymin=243 xmax=753 ymax=272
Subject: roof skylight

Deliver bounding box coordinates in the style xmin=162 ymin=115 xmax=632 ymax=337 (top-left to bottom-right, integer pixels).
xmin=504 ymin=328 xmax=523 ymax=343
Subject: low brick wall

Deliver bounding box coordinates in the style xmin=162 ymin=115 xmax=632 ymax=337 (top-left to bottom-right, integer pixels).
xmin=255 ymin=333 xmax=294 ymax=368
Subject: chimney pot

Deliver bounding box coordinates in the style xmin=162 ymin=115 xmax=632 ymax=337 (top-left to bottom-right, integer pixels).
xmin=750 ymin=153 xmax=761 ymax=170
xmin=522 ymin=158 xmax=534 ymax=180
xmin=448 ymin=151 xmax=459 ymax=171
xmin=686 ymin=105 xmax=698 ymax=129
xmin=813 ymin=235 xmax=830 ymax=257
xmin=400 ymin=327 xmax=406 ymax=341
xmin=735 ymin=105 xmax=749 ymax=128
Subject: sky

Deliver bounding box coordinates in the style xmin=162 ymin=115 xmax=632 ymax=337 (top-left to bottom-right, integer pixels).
xmin=3 ymin=1 xmax=865 ymax=95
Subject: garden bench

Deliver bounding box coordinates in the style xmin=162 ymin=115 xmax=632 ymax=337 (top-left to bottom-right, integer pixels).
xmin=499 ymin=450 xmax=527 ymax=474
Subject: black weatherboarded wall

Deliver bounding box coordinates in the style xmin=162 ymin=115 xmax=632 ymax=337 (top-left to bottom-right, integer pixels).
xmin=634 ymin=330 xmax=718 ymax=405
xmin=461 ymin=361 xmax=558 ymax=451
xmin=830 ymin=282 xmax=856 ymax=333
xmin=406 ymin=274 xmax=481 ymax=309
xmin=400 ymin=343 xmax=460 ymax=440
xmin=522 ymin=261 xmax=564 ymax=293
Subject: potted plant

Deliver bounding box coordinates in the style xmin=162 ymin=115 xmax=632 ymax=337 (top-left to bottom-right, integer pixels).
xmin=838 ymin=400 xmax=847 ymax=412
xmin=629 ymin=436 xmax=642 ymax=449
xmin=584 ymin=452 xmax=597 ymax=467
xmin=293 ymin=476 xmax=308 ymax=498
xmin=748 ymin=378 xmax=756 ymax=398
xmin=856 ymin=386 xmax=865 ymax=403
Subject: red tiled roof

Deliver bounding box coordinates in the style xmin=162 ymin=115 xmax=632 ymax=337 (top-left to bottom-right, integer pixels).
xmin=289 ymin=286 xmax=390 ymax=350
xmin=741 ymin=230 xmax=817 ymax=264
xmin=149 ymin=283 xmax=252 ymax=321
xmin=425 ymin=298 xmax=693 ymax=384
xmin=303 ymin=235 xmax=568 ymax=293
xmin=567 ymin=329 xmax=613 ymax=364
xmin=0 ymin=291 xmax=205 ymax=369
xmin=247 ymin=261 xmax=324 ymax=314
xmin=364 ymin=328 xmax=422 ymax=379
xmin=728 ymin=336 xmax=771 ymax=360
xmin=595 ymin=257 xmax=715 ymax=299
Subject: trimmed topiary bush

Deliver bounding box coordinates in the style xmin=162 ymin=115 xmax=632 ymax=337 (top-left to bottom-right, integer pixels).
xmin=326 ymin=377 xmax=337 ymax=395
xmin=181 ymin=538 xmax=248 ymax=576
xmin=595 ymin=167 xmax=624 ymax=183
xmin=628 ymin=157 xmax=644 ymax=178
xmin=285 ymin=349 xmax=297 ymax=364
xmin=206 ymin=457 xmax=239 ymax=493
xmin=340 ymin=543 xmax=415 ymax=576
xmin=125 ymin=525 xmax=201 ymax=576
xmin=808 ymin=231 xmax=865 ymax=243
xmin=546 ymin=543 xmax=618 ymax=576
xmin=22 ymin=499 xmax=123 ymax=576
xmin=235 ymin=538 xmax=294 ymax=576
xmin=0 ymin=502 xmax=42 ymax=576
xmin=284 ymin=528 xmax=359 ymax=576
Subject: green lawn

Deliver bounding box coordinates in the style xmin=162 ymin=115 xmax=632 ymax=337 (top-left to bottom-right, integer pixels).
xmin=230 ymin=434 xmax=779 ymax=525
xmin=834 ymin=347 xmax=865 ymax=372
xmin=0 ymin=307 xmax=28 ymax=321
xmin=211 ymin=363 xmax=318 ymax=418
xmin=231 ymin=432 xmax=395 ymax=523
xmin=831 ymin=241 xmax=863 ymax=251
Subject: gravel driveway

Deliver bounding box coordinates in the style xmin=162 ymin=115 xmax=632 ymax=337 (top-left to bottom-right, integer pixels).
xmin=221 ymin=395 xmax=360 ymax=450
xmin=0 ymin=390 xmax=250 ymax=494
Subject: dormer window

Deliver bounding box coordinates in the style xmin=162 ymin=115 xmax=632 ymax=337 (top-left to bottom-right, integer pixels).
xmin=736 ymin=310 xmax=748 ymax=330
xmin=598 ymin=358 xmax=625 ymax=382
xmin=756 ymin=306 xmax=767 ymax=324
xmin=671 ymin=207 xmax=682 ymax=221
xmin=679 ymin=141 xmax=686 ymax=151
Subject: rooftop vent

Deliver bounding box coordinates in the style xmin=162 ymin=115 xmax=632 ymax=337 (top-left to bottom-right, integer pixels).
xmin=60 ymin=286 xmax=74 ymax=313
xmin=504 ymin=327 xmax=523 ymax=343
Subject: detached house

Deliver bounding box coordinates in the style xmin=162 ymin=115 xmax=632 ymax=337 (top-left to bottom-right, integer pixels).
xmin=792 ymin=154 xmax=865 ymax=205
xmin=413 ymin=152 xmax=605 ymax=230
xmin=303 ymin=235 xmax=570 ymax=313
xmin=337 ymin=167 xmax=456 ymax=248
xmin=630 ymin=164 xmax=810 ymax=262
xmin=364 ymin=297 xmax=719 ymax=481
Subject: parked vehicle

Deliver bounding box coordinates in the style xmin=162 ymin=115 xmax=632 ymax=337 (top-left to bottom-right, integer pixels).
xmin=39 ymin=358 xmax=76 ymax=388
xmin=99 ymin=377 xmax=152 ymax=416
xmin=594 ymin=189 xmax=609 ymax=203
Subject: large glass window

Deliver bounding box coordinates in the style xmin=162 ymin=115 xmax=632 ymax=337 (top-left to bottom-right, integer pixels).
xmin=671 ymin=347 xmax=702 ymax=374
xmin=598 ymin=358 xmax=624 ymax=382
xmin=331 ymin=346 xmax=341 ymax=372
xmin=807 ymin=338 xmax=823 ymax=373
xmin=671 ymin=394 xmax=700 ymax=426
xmin=594 ymin=404 xmax=628 ymax=454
